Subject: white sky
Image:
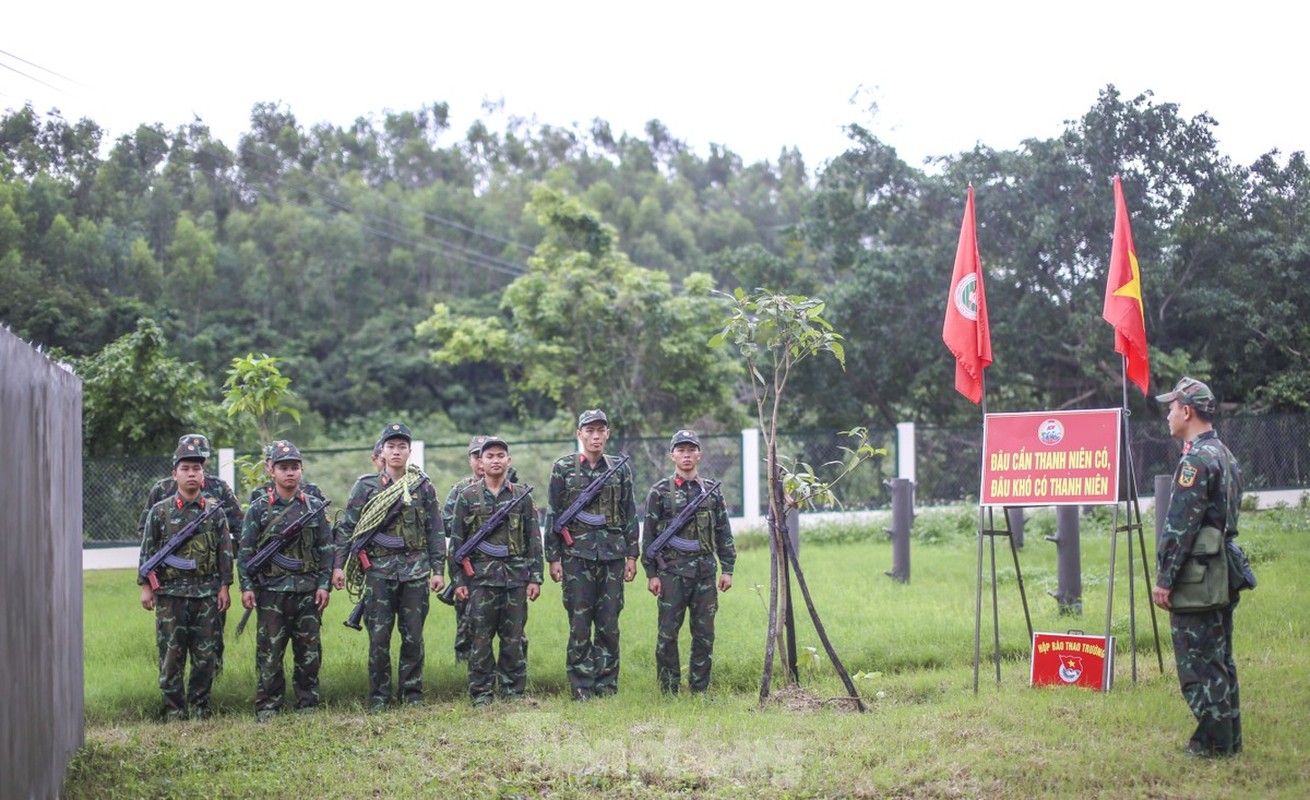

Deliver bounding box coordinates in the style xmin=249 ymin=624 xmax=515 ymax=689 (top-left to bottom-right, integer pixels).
xmin=3 ymin=1 xmax=1305 ymax=173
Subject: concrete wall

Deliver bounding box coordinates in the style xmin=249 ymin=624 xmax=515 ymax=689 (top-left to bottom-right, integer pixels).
xmin=1 ymin=328 xmax=84 ymax=799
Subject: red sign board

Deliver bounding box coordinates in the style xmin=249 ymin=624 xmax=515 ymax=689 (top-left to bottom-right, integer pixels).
xmin=981 ymin=409 xmax=1122 ymax=506
xmin=1031 ymin=631 xmax=1115 ymax=691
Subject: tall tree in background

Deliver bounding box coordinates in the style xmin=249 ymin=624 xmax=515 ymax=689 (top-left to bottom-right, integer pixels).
xmin=418 ymin=186 xmax=739 ymax=436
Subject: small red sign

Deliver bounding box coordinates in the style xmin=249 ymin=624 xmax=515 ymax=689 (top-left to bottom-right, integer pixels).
xmin=1031 ymin=631 xmax=1115 ymax=691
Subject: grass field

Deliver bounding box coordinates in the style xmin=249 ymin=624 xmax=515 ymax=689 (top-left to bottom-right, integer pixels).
xmin=69 ymin=504 xmax=1310 ymax=798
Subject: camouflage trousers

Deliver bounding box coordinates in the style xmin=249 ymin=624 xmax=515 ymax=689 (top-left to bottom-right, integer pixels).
xmin=253 ymin=589 xmax=322 ymax=714
xmin=561 ymin=556 xmax=626 ymax=696
xmin=466 ymin=582 xmax=530 ymax=702
xmin=654 ymin=556 xmax=719 ymax=693
xmin=154 ymin=593 xmax=223 ymax=718
xmin=1171 ymin=601 xmax=1241 ymax=755
xmin=363 ymin=573 xmax=430 ymax=707
xmin=454 ymin=596 xmax=472 ymax=661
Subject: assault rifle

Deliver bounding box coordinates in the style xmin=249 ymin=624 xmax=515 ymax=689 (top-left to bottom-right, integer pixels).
xmin=344 ymin=476 xmax=431 ymax=630
xmin=438 ymin=486 xmax=533 ymax=605
xmin=234 ymin=499 xmax=331 ymax=636
xmin=552 ymin=454 xmax=630 ymax=546
xmin=138 ymin=501 xmax=224 ymax=590
xmin=643 ymin=480 xmax=721 ymax=570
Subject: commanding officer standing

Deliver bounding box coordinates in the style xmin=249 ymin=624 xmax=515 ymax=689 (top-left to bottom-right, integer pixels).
xmin=1151 ymin=377 xmax=1244 ymax=757
xmin=544 ymin=409 xmax=638 ymax=700
xmin=335 ymin=422 xmax=445 ymax=712
xmin=443 ymin=435 xmax=488 ymax=663
xmin=138 ymin=437 xmax=234 ymax=720
xmin=238 ymin=441 xmax=333 ymax=722
xmin=641 ymin=430 xmax=735 ymax=695
xmin=448 ymin=437 xmax=543 ymax=704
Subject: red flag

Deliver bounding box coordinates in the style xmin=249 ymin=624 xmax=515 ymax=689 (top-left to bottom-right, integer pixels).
xmin=1102 ymin=177 xmax=1151 ymax=394
xmin=942 ymin=185 xmax=992 ymax=404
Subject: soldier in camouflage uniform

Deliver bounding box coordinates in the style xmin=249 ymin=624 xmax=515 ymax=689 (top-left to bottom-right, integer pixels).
xmin=238 ymin=441 xmax=334 ymax=721
xmin=248 ymin=439 xmax=327 ymax=505
xmin=443 ymin=435 xmax=488 ymax=663
xmin=448 ymin=437 xmax=543 ymax=704
xmin=138 ymin=438 xmax=234 ymax=720
xmin=334 ymin=422 xmax=445 ymax=712
xmin=544 ymin=409 xmax=638 ymax=700
xmin=641 ymin=430 xmax=735 ymax=694
xmin=141 ymin=434 xmax=243 ymax=675
xmin=1152 ymin=377 xmax=1244 ymax=757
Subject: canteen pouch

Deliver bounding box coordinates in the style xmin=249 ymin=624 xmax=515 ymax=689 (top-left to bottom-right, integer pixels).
xmin=1170 ymin=525 xmax=1230 ymax=613
xmin=1226 ymin=539 xmax=1257 ymax=592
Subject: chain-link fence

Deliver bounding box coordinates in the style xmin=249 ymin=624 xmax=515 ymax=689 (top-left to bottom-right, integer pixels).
xmin=81 ymin=415 xmax=1310 ymax=543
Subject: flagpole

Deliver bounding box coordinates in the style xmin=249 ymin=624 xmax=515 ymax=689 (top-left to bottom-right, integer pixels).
xmin=973 ymin=373 xmax=987 ymax=692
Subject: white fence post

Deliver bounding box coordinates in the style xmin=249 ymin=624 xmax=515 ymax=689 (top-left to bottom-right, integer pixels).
xmin=410 ymin=440 xmax=425 ymax=472
xmin=741 ymin=428 xmax=762 ymax=524
xmin=219 ymin=447 xmax=236 ymax=490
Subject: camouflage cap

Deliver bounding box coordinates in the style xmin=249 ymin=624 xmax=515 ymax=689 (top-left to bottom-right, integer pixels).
xmin=173 ymin=435 xmax=208 ymax=465
xmin=263 ymin=439 xmax=290 ymax=460
xmin=268 ymin=440 xmax=303 ymax=464
xmin=468 ymin=435 xmax=490 ymax=454
xmin=670 ymin=429 xmax=701 ymax=450
xmin=1155 ymin=377 xmax=1217 ymax=414
xmin=178 ymin=433 xmax=211 ymax=459
xmin=577 ymin=408 xmax=609 ymax=428
xmin=479 ymin=435 xmax=509 ymax=454
xmin=379 ymin=422 xmax=412 ymax=443
xmin=371 ymin=439 xmax=384 ymax=457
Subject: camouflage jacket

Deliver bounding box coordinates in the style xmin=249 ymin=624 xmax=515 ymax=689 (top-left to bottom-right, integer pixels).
xmin=139 ymin=493 xmax=234 ymax=596
xmin=334 ymin=471 xmax=444 ymax=581
xmin=1156 ymin=431 xmax=1242 ymax=590
xmin=238 ymin=489 xmax=333 ymax=594
xmin=442 ymin=476 xmax=477 ymax=530
xmin=641 ymin=474 xmax=736 ymax=579
xmin=448 ymin=480 xmax=544 ymax=589
xmin=141 ymin=473 xmax=243 ymax=543
xmin=543 ymin=453 xmax=638 ymax=563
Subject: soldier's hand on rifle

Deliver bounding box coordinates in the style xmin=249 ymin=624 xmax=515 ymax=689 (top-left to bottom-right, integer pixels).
xmin=719 ymin=573 xmax=733 ymax=592
xmin=331 ymin=568 xmax=345 ymax=591
xmin=623 ymin=557 xmax=637 ymax=582
xmin=140 ymin=584 xmax=155 ymax=611
xmin=527 ymin=582 xmax=540 ymax=602
xmin=647 ymin=577 xmax=662 ymax=598
xmin=217 ymin=585 xmax=231 ymax=612
xmin=454 ymin=585 xmax=469 ymax=602
xmin=315 ymin=589 xmax=330 ymax=611
xmin=242 ymin=590 xmax=256 ymax=610
xmin=549 ymin=561 xmax=563 ymax=583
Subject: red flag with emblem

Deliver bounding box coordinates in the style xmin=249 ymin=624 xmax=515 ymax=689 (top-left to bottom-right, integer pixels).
xmin=1102 ymin=176 xmax=1151 ymax=394
xmin=942 ymin=185 xmax=992 ymax=404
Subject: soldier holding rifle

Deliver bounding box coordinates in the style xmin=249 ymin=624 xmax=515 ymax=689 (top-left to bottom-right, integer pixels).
xmin=138 ymin=437 xmax=234 ymax=720
xmin=544 ymin=409 xmax=638 ymax=700
xmin=237 ymin=441 xmax=333 ymax=721
xmin=641 ymin=430 xmax=735 ymax=695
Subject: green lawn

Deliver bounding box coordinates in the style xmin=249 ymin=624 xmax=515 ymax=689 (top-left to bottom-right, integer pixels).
xmin=70 ymin=505 xmax=1310 ymax=798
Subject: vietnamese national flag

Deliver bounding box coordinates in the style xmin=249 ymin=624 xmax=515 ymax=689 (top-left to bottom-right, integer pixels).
xmin=1102 ymin=177 xmax=1151 ymax=395
xmin=942 ymin=185 xmax=992 ymax=404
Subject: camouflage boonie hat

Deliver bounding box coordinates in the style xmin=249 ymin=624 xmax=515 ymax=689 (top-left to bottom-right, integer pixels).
xmin=479 ymin=436 xmax=509 ymax=454
xmin=173 ymin=435 xmax=208 ymax=465
xmin=379 ymin=422 xmax=412 ymax=443
xmin=1155 ymin=377 xmax=1217 ymax=414
xmin=670 ymin=429 xmax=701 ymax=450
xmin=577 ymin=408 xmax=609 ymax=428
xmin=178 ymin=433 xmax=211 ymax=459
xmin=268 ymin=440 xmax=303 ymax=464
xmin=468 ymin=435 xmax=489 ymax=454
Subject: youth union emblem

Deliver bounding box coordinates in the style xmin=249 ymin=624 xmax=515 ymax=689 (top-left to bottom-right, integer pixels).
xmin=1058 ymin=655 xmax=1084 ymax=683
xmin=953 ymin=275 xmax=979 ymax=321
xmin=1038 ymin=419 xmax=1065 ymax=446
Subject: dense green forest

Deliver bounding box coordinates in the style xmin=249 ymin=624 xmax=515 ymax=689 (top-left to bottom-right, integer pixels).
xmin=2 ymin=86 xmax=1307 ymax=456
